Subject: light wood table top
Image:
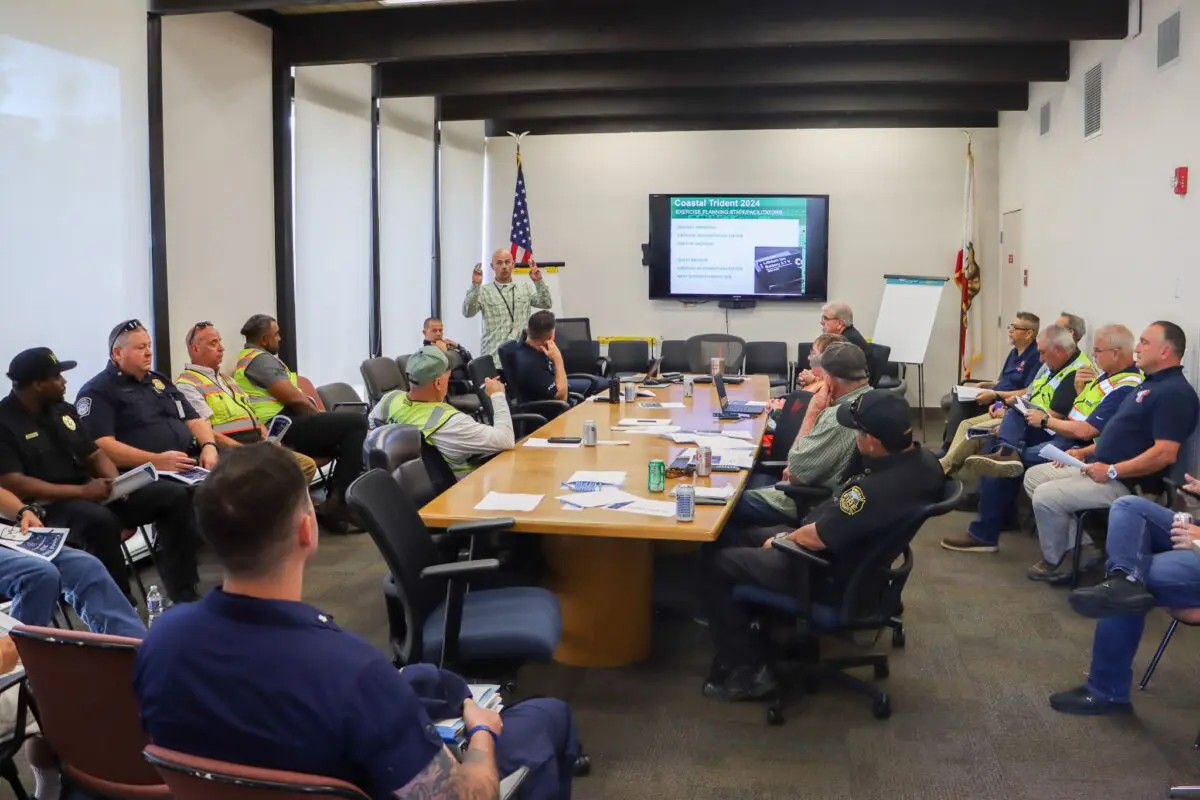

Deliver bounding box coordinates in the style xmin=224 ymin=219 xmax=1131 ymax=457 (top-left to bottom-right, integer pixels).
xmin=419 ymin=375 xmax=771 ymax=542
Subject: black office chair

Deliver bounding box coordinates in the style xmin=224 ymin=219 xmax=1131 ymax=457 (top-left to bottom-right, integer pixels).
xmin=743 ymin=342 xmax=791 ymax=389
xmin=660 ymin=340 xmax=689 ymax=374
xmin=606 ymin=341 xmax=652 ymax=380
xmin=345 ymin=469 xmax=562 ymax=674
xmin=686 ymin=334 xmax=746 ymax=374
xmin=866 ymin=343 xmax=907 ymax=396
xmin=316 ymin=383 xmax=369 ymax=415
xmin=755 ymin=390 xmax=815 ymax=479
xmin=360 ymin=357 xmax=406 ymax=405
xmin=465 ymin=355 xmax=551 ymax=435
xmin=793 ymin=342 xmax=814 ymax=389
xmin=734 ymin=479 xmax=962 ymax=724
xmin=553 ymin=318 xmax=608 ymax=377
xmin=364 ymin=425 xmax=456 ymax=503
xmin=435 ymin=349 xmax=483 ymax=418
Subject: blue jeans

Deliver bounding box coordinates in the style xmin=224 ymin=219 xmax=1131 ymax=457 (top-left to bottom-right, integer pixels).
xmin=1085 ymin=496 xmax=1200 ymax=702
xmin=567 ymin=377 xmax=604 ymax=398
xmin=0 ymin=547 xmax=146 ymax=638
xmin=966 ymin=437 xmax=1063 ymax=545
xmin=497 ymin=698 xmax=580 ymax=800
xmin=995 ymin=406 xmax=1054 ymax=452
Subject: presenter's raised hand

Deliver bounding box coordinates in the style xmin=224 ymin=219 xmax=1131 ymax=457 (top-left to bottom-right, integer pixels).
xmin=472 ymin=263 xmax=483 ymax=285
xmin=529 ymin=260 xmax=543 ymax=282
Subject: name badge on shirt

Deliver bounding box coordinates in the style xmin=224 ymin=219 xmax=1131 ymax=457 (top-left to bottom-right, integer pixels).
xmin=24 ymin=432 xmax=38 ymax=440
xmin=175 ymin=399 xmax=186 ymax=418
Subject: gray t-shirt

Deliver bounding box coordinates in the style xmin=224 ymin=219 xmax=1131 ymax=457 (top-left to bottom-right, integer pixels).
xmin=243 ymin=352 xmax=292 ymax=390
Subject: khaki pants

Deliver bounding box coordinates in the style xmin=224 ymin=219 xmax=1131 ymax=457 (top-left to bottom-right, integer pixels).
xmin=1026 ymin=464 xmax=1130 ymax=564
xmin=939 ymin=413 xmax=1001 ymax=475
xmin=291 ymin=450 xmax=318 ymax=481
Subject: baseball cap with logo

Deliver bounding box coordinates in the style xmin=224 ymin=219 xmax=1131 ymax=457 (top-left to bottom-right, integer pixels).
xmin=405 ymin=346 xmax=451 ymax=386
xmin=836 ymin=389 xmax=914 ymax=451
xmin=7 ymin=348 xmax=77 ymax=384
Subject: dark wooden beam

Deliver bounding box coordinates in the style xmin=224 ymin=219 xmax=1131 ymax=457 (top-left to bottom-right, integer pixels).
xmin=152 ymin=0 xmax=517 ymax=12
xmin=445 ymin=84 xmax=1028 ymax=122
xmin=272 ymin=34 xmax=299 ymax=369
xmin=381 ymin=43 xmax=1068 ymax=98
xmin=279 ymin=0 xmax=1127 ymax=66
xmin=484 ymin=110 xmax=1000 ymax=137
xmin=147 ymin=13 xmax=172 ymax=376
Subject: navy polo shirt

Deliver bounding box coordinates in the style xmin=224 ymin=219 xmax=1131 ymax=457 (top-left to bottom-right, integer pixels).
xmin=499 ymin=339 xmax=557 ymax=402
xmin=133 ymin=590 xmax=444 ymax=799
xmin=992 ymin=345 xmax=1042 ymax=392
xmin=75 ymin=362 xmax=198 ymax=454
xmin=1094 ymin=365 xmax=1199 ymax=469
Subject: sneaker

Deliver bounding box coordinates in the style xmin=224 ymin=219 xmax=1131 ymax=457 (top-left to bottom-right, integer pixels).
xmin=964 ymin=450 xmax=1025 ymax=478
xmin=1068 ymin=575 xmax=1155 ymax=618
xmin=1043 ymin=545 xmax=1104 ymax=587
xmin=702 ymin=664 xmax=777 ymax=702
xmin=1049 ymin=685 xmax=1132 ymax=716
xmin=940 ymin=534 xmax=998 ymax=553
xmin=1027 ymin=559 xmax=1063 ymax=582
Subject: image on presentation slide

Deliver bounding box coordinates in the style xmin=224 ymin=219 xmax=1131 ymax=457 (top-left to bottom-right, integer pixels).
xmin=752 ymin=246 xmax=805 ymax=294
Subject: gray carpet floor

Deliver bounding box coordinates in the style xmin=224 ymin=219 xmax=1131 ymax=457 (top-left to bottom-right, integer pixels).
xmin=7 ymin=438 xmax=1200 ymax=798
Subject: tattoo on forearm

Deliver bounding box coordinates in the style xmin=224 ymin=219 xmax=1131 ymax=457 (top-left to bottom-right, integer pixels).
xmin=392 ymin=747 xmax=499 ymax=800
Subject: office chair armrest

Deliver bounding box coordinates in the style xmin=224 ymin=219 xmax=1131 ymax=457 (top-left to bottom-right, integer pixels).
xmin=420 ymin=557 xmax=502 ymax=580
xmin=567 ymin=392 xmax=585 ymax=405
xmin=758 ymin=460 xmax=788 ymax=471
xmin=500 ymin=766 xmax=530 ymax=800
xmin=773 ymin=481 xmax=834 ymax=502
xmin=445 ymin=518 xmax=517 ymax=539
xmin=593 ymin=357 xmax=609 ymax=376
xmin=331 ymin=401 xmax=369 ymax=413
xmin=511 ymin=413 xmax=547 ymax=433
xmin=516 ymin=400 xmax=570 ymax=417
xmin=771 ymin=536 xmax=832 ymax=568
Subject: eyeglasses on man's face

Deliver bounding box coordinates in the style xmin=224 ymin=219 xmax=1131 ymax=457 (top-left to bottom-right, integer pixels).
xmin=1008 ymin=324 xmax=1035 ymax=332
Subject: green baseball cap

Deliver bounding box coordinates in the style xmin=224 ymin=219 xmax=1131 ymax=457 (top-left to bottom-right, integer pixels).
xmin=406 ymin=346 xmax=450 ymax=386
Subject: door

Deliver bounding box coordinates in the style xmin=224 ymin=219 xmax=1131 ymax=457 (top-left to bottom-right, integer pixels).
xmin=999 ymin=210 xmax=1023 ymax=356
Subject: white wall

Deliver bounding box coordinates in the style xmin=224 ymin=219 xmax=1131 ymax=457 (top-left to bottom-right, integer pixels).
xmin=162 ymin=13 xmax=275 ymax=375
xmin=379 ymin=96 xmax=435 ymax=356
xmin=1000 ymin=0 xmax=1200 ymax=373
xmin=293 ymin=64 xmax=372 ymax=387
xmin=0 ymin=0 xmax=151 ymax=394
xmin=485 ymin=128 xmax=1000 ymax=402
xmin=441 ymin=119 xmax=487 ymax=358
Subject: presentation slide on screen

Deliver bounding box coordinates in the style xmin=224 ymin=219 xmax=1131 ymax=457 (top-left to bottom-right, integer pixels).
xmin=670 ymin=197 xmax=810 ymax=296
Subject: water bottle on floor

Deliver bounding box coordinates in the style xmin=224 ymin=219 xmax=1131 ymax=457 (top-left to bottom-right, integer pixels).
xmin=146 ymin=585 xmax=164 ymax=627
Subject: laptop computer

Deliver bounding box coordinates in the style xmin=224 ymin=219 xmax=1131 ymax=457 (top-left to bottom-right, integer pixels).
xmin=713 ymin=373 xmax=767 ymax=416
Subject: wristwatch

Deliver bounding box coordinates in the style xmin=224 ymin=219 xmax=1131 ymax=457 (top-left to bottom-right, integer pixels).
xmin=1039 ymin=415 xmax=1049 ymax=430
xmin=15 ymin=503 xmax=45 ymax=522
xmin=1107 ymin=464 xmax=1119 ymax=481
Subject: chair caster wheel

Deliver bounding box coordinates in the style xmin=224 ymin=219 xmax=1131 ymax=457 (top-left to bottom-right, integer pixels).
xmin=872 ymin=695 xmax=892 ymax=720
xmin=766 ymin=705 xmax=785 ymax=726
xmin=874 ymin=662 xmax=890 ymax=680
xmin=892 ymin=629 xmax=906 ymax=648
xmin=572 ymin=755 xmax=591 ymax=777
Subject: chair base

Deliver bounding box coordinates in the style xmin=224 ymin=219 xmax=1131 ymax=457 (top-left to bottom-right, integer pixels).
xmin=765 ymin=652 xmax=893 ymax=725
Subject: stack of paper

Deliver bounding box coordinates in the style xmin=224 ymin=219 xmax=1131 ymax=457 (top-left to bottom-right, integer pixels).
xmin=557 ymin=488 xmax=640 ymax=508
xmin=953 ymin=385 xmax=985 ymax=401
xmin=473 ymin=492 xmax=543 ymax=512
xmin=524 ymin=438 xmax=581 ymax=449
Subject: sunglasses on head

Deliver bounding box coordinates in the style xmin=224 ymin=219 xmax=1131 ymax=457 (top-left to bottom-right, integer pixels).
xmin=186 ymin=321 xmax=213 ymax=346
xmin=109 ymin=319 xmax=144 ymax=350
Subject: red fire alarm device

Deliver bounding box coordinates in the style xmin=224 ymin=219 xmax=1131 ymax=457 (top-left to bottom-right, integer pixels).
xmin=1175 ymin=166 xmax=1189 ymax=195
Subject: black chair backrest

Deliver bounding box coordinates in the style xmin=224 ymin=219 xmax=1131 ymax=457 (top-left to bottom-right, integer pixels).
xmin=554 ymin=317 xmax=592 ymax=348
xmin=865 ymin=343 xmax=891 ymax=389
xmin=685 ymin=334 xmax=746 ymax=373
xmin=363 ymin=425 xmax=455 ymax=507
xmin=606 ymin=341 xmax=650 ymax=374
xmin=837 ymin=479 xmax=962 ymax=626
xmin=562 ymin=340 xmax=601 ymax=376
xmin=317 ymin=382 xmax=366 ymax=413
xmin=363 ymin=424 xmax=422 ymax=472
xmin=395 ymin=354 xmax=413 ymax=386
xmin=360 ymin=357 xmax=405 ymax=405
xmin=796 ymin=341 xmax=814 ymax=372
xmin=496 ymin=345 xmax=532 ymax=404
xmin=744 ymin=341 xmax=788 ymax=377
xmin=766 ymin=390 xmax=814 ymax=461
xmin=467 ymin=356 xmax=499 ymax=424
xmin=345 ymin=470 xmax=445 ymax=660
xmin=660 ymin=339 xmax=689 ymax=373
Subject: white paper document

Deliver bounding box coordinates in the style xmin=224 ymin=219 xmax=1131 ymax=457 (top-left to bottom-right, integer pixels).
xmin=712 ymin=451 xmax=756 ymax=469
xmin=106 ymin=463 xmax=158 ymax=504
xmin=160 ymin=467 xmax=209 ymax=485
xmin=954 ymin=385 xmax=985 ymax=401
xmin=1013 ymin=397 xmax=1032 ymax=414
xmin=1038 ymin=444 xmax=1087 ymax=470
xmin=671 ymin=485 xmax=736 ymax=499
xmin=557 ymin=488 xmax=639 ymax=508
xmin=524 ymin=438 xmax=582 ymax=449
xmin=636 ymin=389 xmax=656 ymax=397
xmin=0 ymin=526 xmax=69 ymax=561
xmin=639 ymin=402 xmax=686 ymax=409
xmin=607 ymin=498 xmax=678 ymax=518
xmin=473 ymin=492 xmax=544 ymax=512
xmin=617 ymin=426 xmax=682 ymax=435
xmin=595 ymin=440 xmax=631 ymax=446
xmin=566 ymin=471 xmax=626 ymax=486
xmin=617 ymin=418 xmax=673 ymax=427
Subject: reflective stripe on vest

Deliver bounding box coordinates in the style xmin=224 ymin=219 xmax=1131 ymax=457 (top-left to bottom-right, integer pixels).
xmin=384 ymin=392 xmax=472 ymax=476
xmin=1028 ymin=350 xmax=1093 ymax=410
xmin=176 ymin=370 xmax=259 ymax=435
xmin=1068 ymin=369 xmax=1145 ymax=422
xmin=232 ymin=348 xmax=298 ymax=424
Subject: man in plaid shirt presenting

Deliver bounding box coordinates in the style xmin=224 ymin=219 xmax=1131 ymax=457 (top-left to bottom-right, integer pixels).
xmin=463 ymin=249 xmax=553 ymax=360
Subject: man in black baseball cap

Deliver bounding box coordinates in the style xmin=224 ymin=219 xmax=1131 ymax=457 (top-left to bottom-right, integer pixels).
xmin=6 ymin=347 xmax=77 ymax=385
xmin=701 ymin=389 xmax=946 ymax=702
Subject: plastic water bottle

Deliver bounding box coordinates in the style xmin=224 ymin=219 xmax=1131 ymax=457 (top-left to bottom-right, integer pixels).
xmin=145 ymin=585 xmax=164 ymax=627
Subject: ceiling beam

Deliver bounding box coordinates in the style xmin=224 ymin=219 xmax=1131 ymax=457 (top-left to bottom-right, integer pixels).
xmin=442 ymin=84 xmax=1028 ymax=122
xmin=381 ymin=44 xmax=1067 ymax=98
xmin=151 ymin=0 xmax=377 ymax=13
xmin=279 ymin=0 xmax=1127 ymax=66
xmin=483 ymin=110 xmax=1000 ymax=137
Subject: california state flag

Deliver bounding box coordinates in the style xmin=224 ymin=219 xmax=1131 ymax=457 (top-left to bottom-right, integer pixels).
xmin=953 ymin=141 xmax=983 ymax=380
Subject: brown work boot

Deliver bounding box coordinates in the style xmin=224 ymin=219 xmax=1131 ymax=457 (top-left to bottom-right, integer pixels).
xmin=940 ymin=534 xmax=999 ymax=553
xmin=316 ymin=495 xmax=365 ymax=534
xmin=965 ymin=449 xmax=1025 ymax=479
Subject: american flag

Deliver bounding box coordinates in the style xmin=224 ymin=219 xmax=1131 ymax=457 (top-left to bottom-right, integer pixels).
xmin=509 ymin=148 xmax=534 ymax=262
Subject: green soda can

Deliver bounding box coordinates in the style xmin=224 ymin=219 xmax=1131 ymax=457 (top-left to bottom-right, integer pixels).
xmin=648 ymin=459 xmax=666 ymax=493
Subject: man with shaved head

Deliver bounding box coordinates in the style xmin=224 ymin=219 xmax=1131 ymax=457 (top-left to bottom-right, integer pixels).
xmin=463 ymin=249 xmax=553 ymax=360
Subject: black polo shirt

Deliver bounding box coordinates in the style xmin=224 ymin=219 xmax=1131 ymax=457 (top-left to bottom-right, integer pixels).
xmin=75 ymin=362 xmax=198 ymax=454
xmin=499 ymin=339 xmax=556 ymax=402
xmin=0 ymin=393 xmax=95 ymax=485
xmin=1095 ymin=364 xmax=1199 ymax=469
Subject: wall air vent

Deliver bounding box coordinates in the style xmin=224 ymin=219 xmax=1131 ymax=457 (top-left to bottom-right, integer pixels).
xmin=1039 ymin=101 xmax=1051 ymax=135
xmin=1083 ymin=63 xmax=1102 ymax=139
xmin=1158 ymin=11 xmax=1182 ymax=68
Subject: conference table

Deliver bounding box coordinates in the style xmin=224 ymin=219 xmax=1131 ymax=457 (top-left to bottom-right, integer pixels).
xmin=420 ymin=375 xmax=771 ymax=668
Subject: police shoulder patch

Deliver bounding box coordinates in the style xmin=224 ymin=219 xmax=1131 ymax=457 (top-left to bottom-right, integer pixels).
xmin=839 ymin=485 xmax=867 ymax=516
xmin=76 ymin=397 xmax=92 ymax=418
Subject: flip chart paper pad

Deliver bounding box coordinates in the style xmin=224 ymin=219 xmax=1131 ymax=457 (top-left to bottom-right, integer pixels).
xmin=870 ymin=276 xmax=949 ymax=364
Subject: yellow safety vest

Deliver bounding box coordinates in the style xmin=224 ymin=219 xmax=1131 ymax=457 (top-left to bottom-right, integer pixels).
xmin=175 ymin=369 xmax=259 ymax=435
xmin=233 ymin=347 xmax=298 ymax=424
xmin=1068 ymin=368 xmax=1144 ymax=423
xmin=382 ymin=391 xmax=472 ymax=477
xmin=1027 ymin=350 xmax=1093 ymax=411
